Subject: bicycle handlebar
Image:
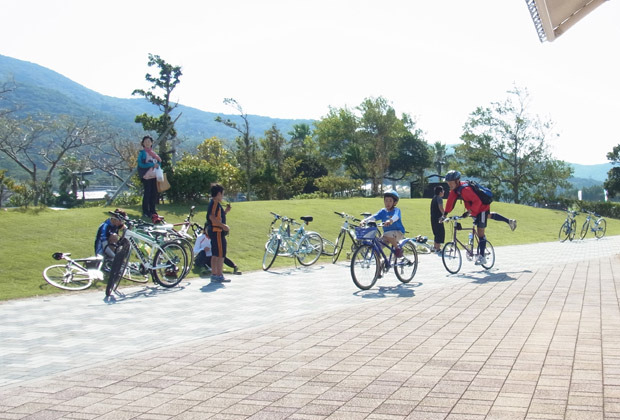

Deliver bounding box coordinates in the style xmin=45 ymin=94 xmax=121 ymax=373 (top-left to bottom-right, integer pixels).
xmin=334 ymin=211 xmax=362 ymax=222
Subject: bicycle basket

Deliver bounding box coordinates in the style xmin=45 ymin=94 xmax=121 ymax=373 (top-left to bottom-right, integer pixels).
xmin=85 ymin=259 xmax=101 ymax=270
xmin=355 ymin=226 xmax=378 ymax=239
xmin=454 ymin=222 xmax=462 ymax=231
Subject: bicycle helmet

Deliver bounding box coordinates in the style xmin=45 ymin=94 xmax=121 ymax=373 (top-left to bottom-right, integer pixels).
xmin=383 ymin=190 xmax=400 ymax=202
xmin=444 ymin=170 xmax=461 ymax=181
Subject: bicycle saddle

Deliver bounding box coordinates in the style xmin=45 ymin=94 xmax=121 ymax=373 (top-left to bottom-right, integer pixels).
xmin=300 ymin=216 xmax=313 ymax=223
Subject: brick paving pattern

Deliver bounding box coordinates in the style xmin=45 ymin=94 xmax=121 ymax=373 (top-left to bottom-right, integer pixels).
xmin=1 ymin=236 xmax=619 ymax=419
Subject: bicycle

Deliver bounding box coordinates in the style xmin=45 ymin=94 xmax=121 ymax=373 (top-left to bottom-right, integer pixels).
xmin=349 ymin=222 xmax=419 ymax=290
xmin=106 ymin=212 xmax=189 ymax=297
xmin=262 ymin=212 xmax=323 ymax=271
xmin=331 ymin=211 xmax=363 ymax=263
xmin=43 ymin=252 xmax=107 ymax=291
xmin=579 ymin=210 xmax=606 ymax=239
xmin=558 ymin=210 xmax=578 ymax=242
xmin=440 ymin=216 xmax=495 ymax=274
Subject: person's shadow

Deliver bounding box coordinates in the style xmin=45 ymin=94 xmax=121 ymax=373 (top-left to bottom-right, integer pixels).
xmin=458 ymin=269 xmax=532 ymax=284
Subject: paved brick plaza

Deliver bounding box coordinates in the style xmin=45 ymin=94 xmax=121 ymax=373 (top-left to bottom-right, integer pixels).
xmin=1 ymin=237 xmax=619 ymax=419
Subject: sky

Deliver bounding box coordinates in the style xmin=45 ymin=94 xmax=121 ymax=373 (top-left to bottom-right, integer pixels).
xmin=1 ymin=0 xmax=619 ymax=165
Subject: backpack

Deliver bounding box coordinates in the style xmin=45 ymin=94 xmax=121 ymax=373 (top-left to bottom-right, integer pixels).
xmin=457 ymin=180 xmax=494 ymax=205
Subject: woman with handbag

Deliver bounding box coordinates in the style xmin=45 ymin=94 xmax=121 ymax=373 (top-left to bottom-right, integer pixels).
xmin=136 ymin=135 xmax=162 ymax=218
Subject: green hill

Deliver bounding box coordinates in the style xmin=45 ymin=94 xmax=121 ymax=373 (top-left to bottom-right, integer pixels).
xmin=2 ymin=198 xmax=619 ymax=301
xmin=0 ymin=54 xmax=314 ymax=146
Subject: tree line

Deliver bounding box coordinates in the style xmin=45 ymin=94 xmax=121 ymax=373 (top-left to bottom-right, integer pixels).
xmin=2 ymin=54 xmax=618 ymax=208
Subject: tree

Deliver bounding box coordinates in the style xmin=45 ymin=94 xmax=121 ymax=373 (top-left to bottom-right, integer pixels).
xmin=132 ymin=53 xmax=182 ymax=170
xmin=315 ymin=96 xmax=429 ymax=195
xmin=456 ymin=86 xmax=572 ymax=204
xmin=0 ymin=114 xmax=102 ymax=205
xmin=0 ymin=169 xmax=17 ymax=208
xmin=195 ymin=136 xmax=242 ymax=195
xmin=215 ymin=98 xmax=258 ymax=200
xmin=604 ymin=144 xmax=620 ymax=198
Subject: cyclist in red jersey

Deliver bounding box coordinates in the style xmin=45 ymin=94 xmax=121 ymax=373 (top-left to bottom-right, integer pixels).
xmin=442 ymin=170 xmax=516 ymax=265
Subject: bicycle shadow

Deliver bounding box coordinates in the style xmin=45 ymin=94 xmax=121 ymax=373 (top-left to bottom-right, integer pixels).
xmin=354 ymin=281 xmax=422 ymax=299
xmin=456 ymin=269 xmax=532 ymax=284
xmin=264 ymin=264 xmax=328 ymax=276
xmin=103 ymin=282 xmax=188 ymax=304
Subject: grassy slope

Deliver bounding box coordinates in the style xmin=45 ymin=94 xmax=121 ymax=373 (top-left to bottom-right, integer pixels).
xmin=1 ymin=198 xmax=618 ymax=301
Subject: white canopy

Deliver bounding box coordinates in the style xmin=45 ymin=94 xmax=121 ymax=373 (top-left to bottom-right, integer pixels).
xmin=525 ymin=0 xmax=610 ymax=42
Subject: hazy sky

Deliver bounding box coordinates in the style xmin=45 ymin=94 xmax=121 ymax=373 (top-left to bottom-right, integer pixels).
xmin=1 ymin=0 xmax=618 ymax=164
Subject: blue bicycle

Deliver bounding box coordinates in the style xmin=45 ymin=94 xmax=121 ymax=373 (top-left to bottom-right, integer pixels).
xmin=349 ymin=222 xmax=419 ymax=290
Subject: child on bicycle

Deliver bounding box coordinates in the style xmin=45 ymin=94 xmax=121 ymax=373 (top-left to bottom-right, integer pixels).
xmin=193 ymin=229 xmax=241 ymax=275
xmin=442 ymin=170 xmax=516 ymax=265
xmin=94 ymin=209 xmax=126 ymax=259
xmin=361 ymin=190 xmax=405 ymax=257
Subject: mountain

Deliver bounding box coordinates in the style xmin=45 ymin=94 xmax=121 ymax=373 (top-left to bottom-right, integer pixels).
xmin=0 ymin=54 xmax=314 ymax=146
xmin=570 ymin=163 xmax=612 ymax=183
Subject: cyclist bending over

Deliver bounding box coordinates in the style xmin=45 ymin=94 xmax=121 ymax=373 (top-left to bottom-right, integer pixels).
xmin=442 ymin=171 xmax=516 ymax=265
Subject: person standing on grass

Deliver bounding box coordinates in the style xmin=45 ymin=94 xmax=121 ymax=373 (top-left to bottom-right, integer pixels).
xmin=136 ymin=135 xmax=161 ymax=219
xmin=206 ymin=183 xmax=232 ymax=283
xmin=430 ymin=185 xmax=445 ymax=253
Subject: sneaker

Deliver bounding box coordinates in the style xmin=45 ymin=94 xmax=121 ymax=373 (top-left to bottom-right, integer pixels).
xmin=395 ymin=247 xmax=403 ymax=258
xmin=509 ymin=219 xmax=517 ymax=231
xmin=475 ymin=255 xmax=487 ymax=266
xmin=217 ymin=275 xmax=231 ymax=283
xmin=210 ymin=275 xmax=221 ymax=282
xmin=233 ymin=266 xmax=242 ymax=275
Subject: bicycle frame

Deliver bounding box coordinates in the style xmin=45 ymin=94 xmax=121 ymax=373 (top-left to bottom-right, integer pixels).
xmin=580 ymin=211 xmax=606 ymax=239
xmin=262 ymin=212 xmax=323 ymax=270
xmin=440 ymin=216 xmax=495 ymax=274
xmin=43 ymin=253 xmax=105 ymax=291
xmin=349 ymin=222 xmax=419 ymax=290
xmin=331 ymin=211 xmax=362 ymax=263
xmin=559 ymin=210 xmax=578 ymax=242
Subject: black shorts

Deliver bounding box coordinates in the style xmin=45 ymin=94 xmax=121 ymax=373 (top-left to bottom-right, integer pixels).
xmin=207 ymin=229 xmax=227 ymax=258
xmin=473 ymin=211 xmax=489 ymax=229
xmin=431 ymin=221 xmax=445 ymax=244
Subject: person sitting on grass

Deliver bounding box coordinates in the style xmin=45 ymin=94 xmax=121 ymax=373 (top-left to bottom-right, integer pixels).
xmin=193 ymin=229 xmax=241 ymax=275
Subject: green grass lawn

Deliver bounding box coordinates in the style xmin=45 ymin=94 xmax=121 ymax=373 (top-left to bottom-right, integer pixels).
xmin=1 ymin=198 xmax=618 ymax=301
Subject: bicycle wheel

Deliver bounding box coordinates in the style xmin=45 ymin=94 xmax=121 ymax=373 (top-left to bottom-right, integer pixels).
xmin=568 ymin=219 xmax=577 ymax=241
xmin=442 ymin=242 xmax=462 ymax=274
xmin=119 ymin=247 xmax=149 ymax=283
xmin=297 ymin=232 xmax=323 ymax=266
xmin=106 ymin=238 xmax=130 ymax=296
xmin=152 ymin=241 xmax=188 ymax=287
xmin=558 ymin=221 xmax=570 ymax=242
xmin=43 ymin=264 xmax=92 ymax=291
xmin=480 ymin=240 xmax=495 ymax=270
xmin=170 ymin=237 xmax=193 ymax=277
xmin=262 ymin=235 xmax=280 ymax=271
xmin=595 ymin=219 xmax=606 ymax=238
xmin=332 ymin=230 xmax=346 ymax=263
xmin=350 ymin=244 xmax=379 ymax=290
xmin=580 ymin=220 xmax=590 ymax=239
xmin=394 ymin=241 xmax=418 ymax=283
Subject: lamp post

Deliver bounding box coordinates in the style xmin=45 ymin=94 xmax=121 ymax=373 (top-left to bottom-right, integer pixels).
xmin=73 ymin=169 xmax=93 ymax=201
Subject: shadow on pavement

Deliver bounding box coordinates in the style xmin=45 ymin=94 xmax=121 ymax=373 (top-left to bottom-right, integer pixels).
xmin=460 ymin=269 xmax=532 ymax=284
xmin=355 ymin=282 xmax=422 ymax=299
xmin=104 ymin=282 xmax=188 ymax=304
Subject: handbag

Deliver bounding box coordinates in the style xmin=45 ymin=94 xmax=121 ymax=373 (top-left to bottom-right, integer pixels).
xmin=157 ymin=173 xmax=171 ymax=192
xmin=154 ymin=167 xmax=164 ymax=182
xmin=143 ymin=167 xmax=156 ymax=180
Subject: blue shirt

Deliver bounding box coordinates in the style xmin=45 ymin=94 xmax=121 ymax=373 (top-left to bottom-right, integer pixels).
xmin=367 ymin=207 xmax=405 ymax=234
xmin=94 ymin=219 xmax=121 ymax=255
